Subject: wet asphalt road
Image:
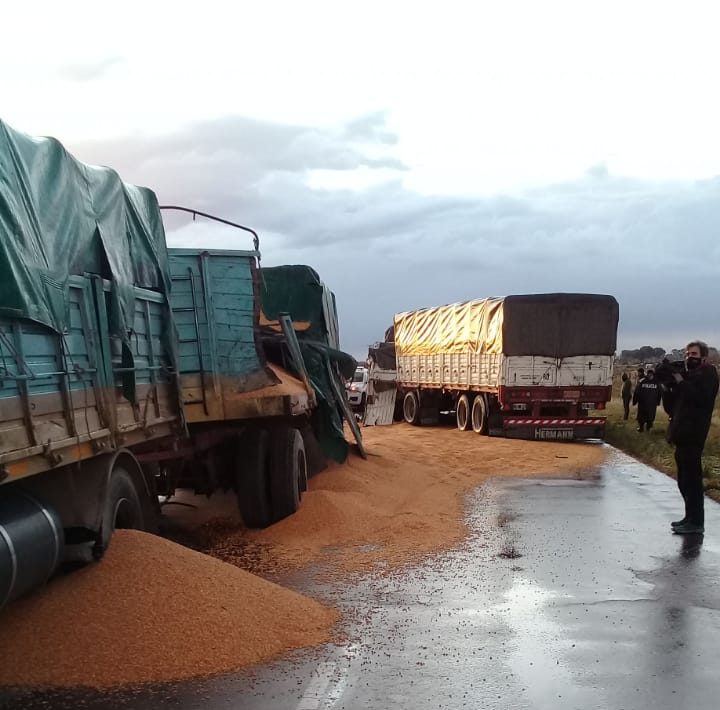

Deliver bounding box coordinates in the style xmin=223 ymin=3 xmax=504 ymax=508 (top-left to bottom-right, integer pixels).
xmin=3 ymin=447 xmax=720 ymax=710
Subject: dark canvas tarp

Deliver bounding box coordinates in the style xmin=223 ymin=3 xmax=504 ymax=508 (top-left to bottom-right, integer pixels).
xmin=0 ymin=119 xmax=170 ymax=338
xmin=369 ymin=341 xmax=397 ymax=371
xmin=502 ymin=294 xmax=618 ymax=357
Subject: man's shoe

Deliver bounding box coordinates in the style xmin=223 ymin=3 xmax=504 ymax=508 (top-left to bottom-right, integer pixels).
xmin=671 ymin=518 xmax=687 ymax=528
xmin=672 ymin=522 xmax=704 ymax=535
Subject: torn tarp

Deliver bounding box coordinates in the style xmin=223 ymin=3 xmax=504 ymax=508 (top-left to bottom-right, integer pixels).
xmin=260 ymin=265 xmax=356 ymax=462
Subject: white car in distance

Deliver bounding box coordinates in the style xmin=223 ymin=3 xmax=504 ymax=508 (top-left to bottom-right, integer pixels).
xmin=346 ymin=366 xmax=369 ymax=411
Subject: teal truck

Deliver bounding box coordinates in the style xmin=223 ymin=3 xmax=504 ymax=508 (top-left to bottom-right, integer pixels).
xmin=0 ymin=120 xmax=357 ymax=607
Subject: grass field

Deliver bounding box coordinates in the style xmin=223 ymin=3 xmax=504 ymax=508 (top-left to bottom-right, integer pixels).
xmin=604 ymin=372 xmax=720 ymax=503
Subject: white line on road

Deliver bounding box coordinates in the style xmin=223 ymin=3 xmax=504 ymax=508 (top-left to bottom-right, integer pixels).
xmin=296 ymin=662 xmax=337 ymax=710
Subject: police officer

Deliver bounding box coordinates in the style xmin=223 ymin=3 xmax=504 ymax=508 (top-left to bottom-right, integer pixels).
xmin=666 ymin=341 xmax=719 ymax=535
xmin=632 ymin=368 xmax=661 ymax=431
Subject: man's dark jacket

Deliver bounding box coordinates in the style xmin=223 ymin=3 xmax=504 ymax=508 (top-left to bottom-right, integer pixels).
xmin=667 ymin=364 xmax=719 ymax=446
xmin=633 ymin=378 xmax=661 ymax=411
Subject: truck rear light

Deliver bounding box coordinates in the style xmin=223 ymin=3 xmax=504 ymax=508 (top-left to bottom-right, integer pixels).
xmin=596 ymin=402 xmax=605 ymax=410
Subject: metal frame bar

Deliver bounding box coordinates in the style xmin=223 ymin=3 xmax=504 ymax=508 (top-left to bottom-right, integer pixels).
xmin=10 ymin=322 xmax=37 ymax=447
xmin=158 ymin=206 xmax=260 ymax=253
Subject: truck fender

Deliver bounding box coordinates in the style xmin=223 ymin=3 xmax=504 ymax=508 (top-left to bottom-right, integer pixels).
xmin=16 ymin=449 xmax=157 ymax=538
xmin=102 ymin=450 xmax=159 ymax=535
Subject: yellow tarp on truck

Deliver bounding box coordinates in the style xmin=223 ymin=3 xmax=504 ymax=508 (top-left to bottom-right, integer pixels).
xmin=394 ymin=294 xmax=618 ymax=358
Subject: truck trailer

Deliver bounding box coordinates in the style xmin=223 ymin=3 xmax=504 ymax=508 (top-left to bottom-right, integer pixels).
xmin=392 ymin=293 xmax=619 ymax=440
xmin=0 ymin=119 xmax=356 ymax=607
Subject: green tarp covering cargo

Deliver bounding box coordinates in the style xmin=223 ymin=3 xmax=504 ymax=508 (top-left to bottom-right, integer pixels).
xmin=0 ymin=118 xmax=180 ymax=483
xmin=0 ymin=119 xmax=169 ymax=342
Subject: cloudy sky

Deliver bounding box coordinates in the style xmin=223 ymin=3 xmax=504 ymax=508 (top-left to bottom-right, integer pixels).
xmin=2 ymin=0 xmax=719 ymax=358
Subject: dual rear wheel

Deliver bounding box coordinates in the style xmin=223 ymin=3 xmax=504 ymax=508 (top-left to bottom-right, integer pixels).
xmin=235 ymin=426 xmax=308 ymax=528
xmin=405 ymin=390 xmax=490 ymax=435
xmin=456 ymin=394 xmax=489 ymax=435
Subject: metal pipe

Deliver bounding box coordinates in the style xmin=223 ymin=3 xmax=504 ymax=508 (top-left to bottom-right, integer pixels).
xmin=188 ymin=268 xmax=209 ymax=416
xmin=158 ymin=205 xmax=260 ymax=252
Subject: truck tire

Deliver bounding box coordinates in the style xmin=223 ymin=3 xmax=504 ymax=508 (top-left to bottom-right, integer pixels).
xmin=235 ymin=428 xmax=274 ymax=528
xmin=471 ymin=394 xmax=489 ymax=435
xmin=268 ymin=427 xmax=307 ymax=523
xmin=403 ymin=391 xmax=421 ymax=425
xmin=100 ymin=466 xmax=145 ymax=553
xmin=456 ymin=394 xmax=472 ymax=431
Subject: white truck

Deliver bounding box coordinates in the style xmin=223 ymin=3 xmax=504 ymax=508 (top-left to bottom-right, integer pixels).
xmin=393 ymin=293 xmax=618 ymax=440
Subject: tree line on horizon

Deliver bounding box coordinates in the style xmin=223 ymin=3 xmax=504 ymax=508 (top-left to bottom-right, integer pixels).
xmin=618 ymin=345 xmax=720 ymax=364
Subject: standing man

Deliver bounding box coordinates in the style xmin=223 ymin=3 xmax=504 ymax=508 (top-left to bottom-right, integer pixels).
xmin=666 ymin=341 xmax=719 ymax=535
xmin=633 ymin=368 xmax=661 ymax=431
xmin=621 ymin=373 xmax=632 ymax=420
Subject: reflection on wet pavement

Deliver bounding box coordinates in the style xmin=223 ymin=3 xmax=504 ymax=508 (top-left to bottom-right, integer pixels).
xmin=3 ymin=448 xmax=720 ymax=709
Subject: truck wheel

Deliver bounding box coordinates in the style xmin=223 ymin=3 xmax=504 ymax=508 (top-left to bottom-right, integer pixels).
xmin=456 ymin=394 xmax=472 ymax=431
xmin=471 ymin=394 xmax=489 ymax=435
xmin=403 ymin=391 xmax=421 ymax=425
xmin=100 ymin=466 xmax=145 ymax=552
xmin=268 ymin=427 xmax=307 ymax=523
xmin=235 ymin=428 xmax=274 ymax=528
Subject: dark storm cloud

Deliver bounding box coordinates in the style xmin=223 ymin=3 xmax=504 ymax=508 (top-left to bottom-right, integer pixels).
xmin=73 ymin=114 xmax=404 ymax=183
xmin=67 ymin=115 xmax=720 ymax=359
xmin=70 ymin=115 xmax=406 ymax=234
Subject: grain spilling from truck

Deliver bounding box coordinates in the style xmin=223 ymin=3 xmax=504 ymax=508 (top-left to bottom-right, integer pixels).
xmin=0 ymin=530 xmax=338 ymax=689
xmin=201 ymin=424 xmax=609 ymax=576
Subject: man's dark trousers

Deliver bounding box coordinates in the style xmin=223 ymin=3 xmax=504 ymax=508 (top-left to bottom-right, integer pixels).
xmin=675 ymin=444 xmax=705 ymax=526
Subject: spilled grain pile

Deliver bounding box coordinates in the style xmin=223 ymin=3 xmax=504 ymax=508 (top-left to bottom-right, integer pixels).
xmin=0 ymin=530 xmax=338 ymax=689
xmin=205 ymin=423 xmax=608 ymax=574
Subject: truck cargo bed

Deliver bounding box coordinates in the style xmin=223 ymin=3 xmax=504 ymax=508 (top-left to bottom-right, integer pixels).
xmin=168 ymin=248 xmax=313 ymax=423
xmin=0 ymin=275 xmax=179 ymax=483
